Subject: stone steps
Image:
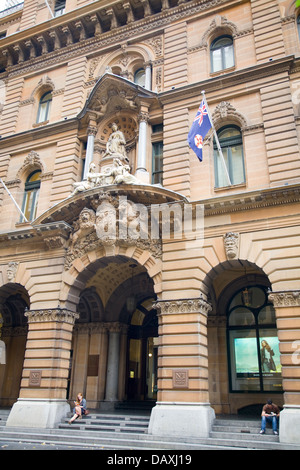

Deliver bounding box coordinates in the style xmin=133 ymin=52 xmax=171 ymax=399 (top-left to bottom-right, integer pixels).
xmin=59 ymin=411 xmax=150 ymax=434
xmin=1 ymin=409 xmax=300 ymax=450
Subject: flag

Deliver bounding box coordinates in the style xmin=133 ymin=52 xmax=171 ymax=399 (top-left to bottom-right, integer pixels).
xmin=187 ymin=99 xmax=212 ymax=161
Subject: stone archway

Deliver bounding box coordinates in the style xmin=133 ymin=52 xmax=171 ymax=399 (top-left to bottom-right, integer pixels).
xmin=67 ymin=255 xmax=158 ymax=409
xmin=0 ymin=283 xmax=29 ymax=407
xmin=203 ymin=259 xmax=284 ymax=415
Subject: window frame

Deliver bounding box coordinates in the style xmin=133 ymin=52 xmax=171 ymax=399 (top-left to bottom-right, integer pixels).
xmin=210 ymin=35 xmax=235 ymax=73
xmin=214 ymin=125 xmax=245 ymax=188
xmin=151 ymin=140 xmax=163 ymax=185
xmin=21 ymin=170 xmax=41 ymax=222
xmin=36 ymin=91 xmax=52 ymax=124
xmin=227 ymin=285 xmax=282 ymax=394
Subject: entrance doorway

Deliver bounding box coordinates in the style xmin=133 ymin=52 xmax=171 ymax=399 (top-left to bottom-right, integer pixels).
xmin=127 ymin=308 xmax=158 ymax=401
xmin=69 ymin=256 xmax=158 ymax=409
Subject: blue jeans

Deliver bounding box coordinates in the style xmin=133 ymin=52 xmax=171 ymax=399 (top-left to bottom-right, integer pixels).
xmin=261 ymin=415 xmax=278 ymax=432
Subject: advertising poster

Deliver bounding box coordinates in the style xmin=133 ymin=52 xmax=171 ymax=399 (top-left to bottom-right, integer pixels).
xmin=234 ymin=336 xmax=281 ymax=376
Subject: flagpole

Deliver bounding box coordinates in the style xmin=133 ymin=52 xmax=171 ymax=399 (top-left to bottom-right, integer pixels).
xmin=45 ymin=0 xmax=54 ymax=18
xmin=201 ymin=91 xmax=232 ymax=186
xmin=0 ymin=178 xmax=29 ymax=223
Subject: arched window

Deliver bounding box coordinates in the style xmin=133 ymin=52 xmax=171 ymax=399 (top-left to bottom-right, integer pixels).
xmin=21 ymin=170 xmax=41 ymax=222
xmin=134 ymin=68 xmax=146 ymax=87
xmin=214 ymin=125 xmax=245 ymax=188
xmin=297 ymin=16 xmax=300 ymax=41
xmin=211 ymin=35 xmax=234 ymax=73
xmin=227 ymin=286 xmax=282 ymax=393
xmin=36 ymin=91 xmax=52 ymax=124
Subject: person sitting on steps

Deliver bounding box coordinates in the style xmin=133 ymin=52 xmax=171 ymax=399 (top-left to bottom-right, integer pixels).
xmin=260 ymin=399 xmax=280 ymax=435
xmin=69 ymin=393 xmax=87 ymax=424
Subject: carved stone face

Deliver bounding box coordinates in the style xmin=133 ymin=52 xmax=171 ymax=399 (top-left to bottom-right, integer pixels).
xmin=223 ymin=232 xmax=239 ymax=259
xmin=79 ymin=208 xmax=96 ymax=229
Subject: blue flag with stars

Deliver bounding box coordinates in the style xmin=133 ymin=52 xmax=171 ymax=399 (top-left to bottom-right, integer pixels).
xmin=187 ymin=99 xmax=212 ymax=161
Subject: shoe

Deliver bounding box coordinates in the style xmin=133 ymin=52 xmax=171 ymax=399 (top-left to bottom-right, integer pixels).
xmin=260 ymin=430 xmax=265 ymax=434
xmin=273 ymin=431 xmax=278 ymax=435
xmin=68 ymin=420 xmax=72 ymax=424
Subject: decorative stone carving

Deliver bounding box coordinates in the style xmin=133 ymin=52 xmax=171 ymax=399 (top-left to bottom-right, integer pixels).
xmin=70 ymin=124 xmax=141 ymax=197
xmin=268 ymin=291 xmax=300 ymax=307
xmin=65 ymin=195 xmax=162 ymax=270
xmin=25 ymin=308 xmax=79 ymax=324
xmin=71 ymin=207 xmax=96 ymax=245
xmin=223 ymin=232 xmax=239 ymax=259
xmin=6 ymin=261 xmax=19 ymax=281
xmin=154 ymin=294 xmax=212 ymax=316
xmin=103 ymin=122 xmax=128 ymax=162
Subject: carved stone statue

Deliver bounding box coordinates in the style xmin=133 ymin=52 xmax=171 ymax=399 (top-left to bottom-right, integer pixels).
xmin=103 ymin=122 xmax=129 ymax=163
xmin=70 ymin=162 xmax=102 ymax=196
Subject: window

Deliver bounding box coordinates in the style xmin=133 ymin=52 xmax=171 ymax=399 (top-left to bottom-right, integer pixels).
xmin=227 ymin=286 xmax=282 ymax=393
xmin=134 ymin=69 xmax=145 ymax=87
xmin=21 ymin=170 xmax=41 ymax=222
xmin=54 ymin=0 xmax=65 ymax=16
xmin=214 ymin=126 xmax=245 ymax=188
xmin=36 ymin=91 xmax=52 ymax=123
xmin=152 ymin=141 xmax=163 ymax=185
xmin=211 ymin=35 xmax=234 ymax=73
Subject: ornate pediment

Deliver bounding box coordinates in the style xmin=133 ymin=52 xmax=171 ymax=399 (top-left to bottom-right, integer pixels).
xmin=78 ymin=72 xmax=159 ymax=123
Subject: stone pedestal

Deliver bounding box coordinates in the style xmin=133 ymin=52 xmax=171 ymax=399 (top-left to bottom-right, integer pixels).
xmin=278 ymin=406 xmax=300 ymax=444
xmin=6 ymin=398 xmax=70 ymax=428
xmin=148 ymin=402 xmax=215 ymax=438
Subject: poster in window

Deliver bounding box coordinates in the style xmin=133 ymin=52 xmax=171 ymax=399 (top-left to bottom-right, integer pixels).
xmin=234 ymin=336 xmax=281 ymax=377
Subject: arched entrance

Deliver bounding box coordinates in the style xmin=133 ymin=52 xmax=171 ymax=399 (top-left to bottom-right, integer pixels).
xmin=0 ymin=283 xmax=29 ymax=407
xmin=204 ymin=260 xmax=283 ymax=415
xmin=68 ymin=256 xmax=157 ymax=409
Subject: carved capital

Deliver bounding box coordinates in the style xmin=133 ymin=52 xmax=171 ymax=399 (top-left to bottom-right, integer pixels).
xmin=268 ymin=290 xmax=300 ymax=308
xmin=154 ymin=294 xmax=212 ymax=315
xmin=25 ymin=308 xmax=79 ymax=324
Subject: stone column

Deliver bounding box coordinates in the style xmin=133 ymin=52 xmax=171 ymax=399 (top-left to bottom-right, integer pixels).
xmin=105 ymin=323 xmax=122 ymax=404
xmin=6 ymin=308 xmax=78 ymax=428
xmin=83 ymin=124 xmax=97 ymax=180
xmin=148 ymin=295 xmax=215 ymax=438
xmin=135 ymin=109 xmax=150 ymax=183
xmin=268 ymin=290 xmax=300 ymax=444
xmin=144 ymin=61 xmax=152 ymax=90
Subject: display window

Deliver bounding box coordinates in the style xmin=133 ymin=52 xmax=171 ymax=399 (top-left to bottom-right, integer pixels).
xmin=227 ymin=286 xmax=282 ymax=393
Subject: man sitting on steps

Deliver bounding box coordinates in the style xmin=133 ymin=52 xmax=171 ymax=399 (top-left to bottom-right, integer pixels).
xmin=260 ymin=399 xmax=280 ymax=435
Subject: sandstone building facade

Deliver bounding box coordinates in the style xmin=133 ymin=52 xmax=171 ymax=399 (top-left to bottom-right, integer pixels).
xmin=0 ymin=0 xmax=299 ymax=444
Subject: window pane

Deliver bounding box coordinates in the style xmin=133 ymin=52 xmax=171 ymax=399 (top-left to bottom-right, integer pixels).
xmin=214 ymin=147 xmax=229 ymax=187
xmin=212 ymin=49 xmax=222 ymax=73
xmin=230 ymin=144 xmax=244 ymax=185
xmin=224 ymin=44 xmax=234 ymax=69
xmin=134 ymin=69 xmax=145 ymax=87
xmin=37 ymin=92 xmax=52 ymax=123
xmin=229 ymin=307 xmax=255 ymax=326
xmin=258 ymin=306 xmax=276 ymax=325
xmin=229 ymin=330 xmax=261 ymax=392
xmin=152 ymin=142 xmax=163 ymax=185
xmin=259 ymin=330 xmax=282 ymax=392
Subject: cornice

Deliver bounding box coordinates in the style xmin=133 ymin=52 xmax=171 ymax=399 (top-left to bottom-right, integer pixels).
xmin=197 ymin=183 xmax=300 ymax=217
xmin=0 ymin=117 xmax=78 ymax=150
xmin=0 ymin=0 xmax=245 ymax=77
xmin=159 ymin=55 xmax=295 ymax=104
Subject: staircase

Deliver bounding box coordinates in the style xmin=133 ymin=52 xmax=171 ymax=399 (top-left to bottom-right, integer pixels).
xmin=1 ymin=409 xmax=300 ymax=450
